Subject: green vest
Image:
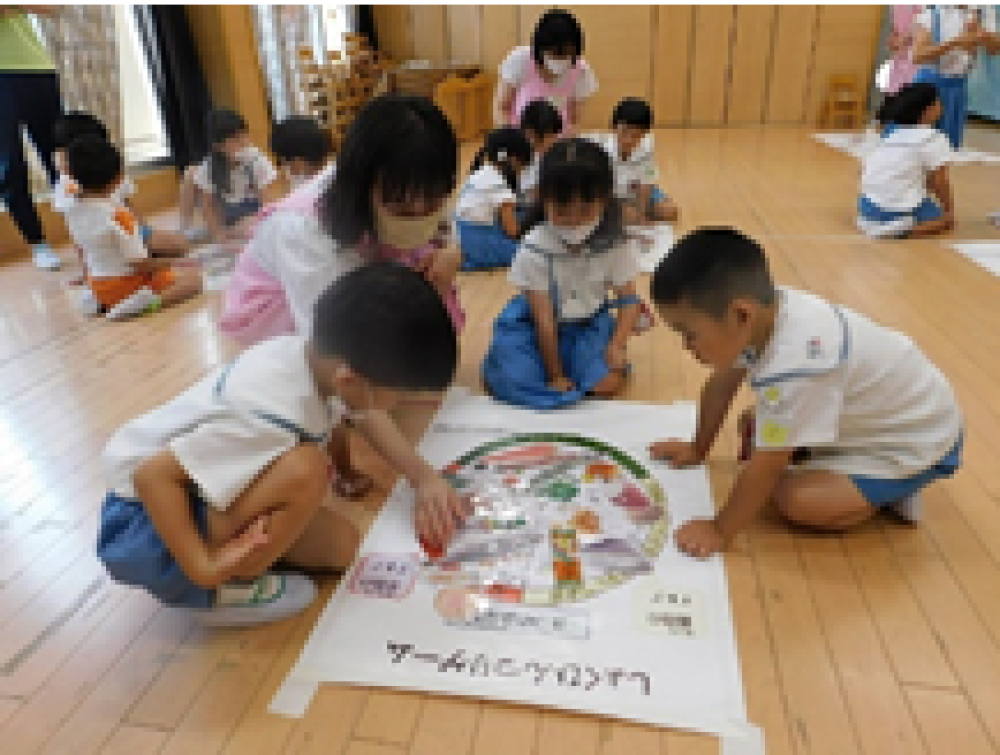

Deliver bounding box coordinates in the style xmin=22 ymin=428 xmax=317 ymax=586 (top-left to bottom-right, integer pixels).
xmin=0 ymin=12 xmax=55 ymax=72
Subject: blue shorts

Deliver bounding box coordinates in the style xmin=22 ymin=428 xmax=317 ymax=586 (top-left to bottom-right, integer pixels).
xmin=139 ymin=224 xmax=153 ymax=244
xmin=97 ymin=486 xmax=214 ymax=608
xmin=857 ymin=195 xmax=943 ymax=238
xmin=850 ymin=433 xmax=963 ymax=506
xmin=649 ymin=185 xmax=668 ymax=208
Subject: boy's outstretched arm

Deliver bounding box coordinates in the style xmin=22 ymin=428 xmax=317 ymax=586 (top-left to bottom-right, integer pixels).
xmin=651 ymin=367 xmax=746 ymax=465
xmin=675 ymin=447 xmax=794 ymax=558
xmin=350 ymin=410 xmax=467 ymax=547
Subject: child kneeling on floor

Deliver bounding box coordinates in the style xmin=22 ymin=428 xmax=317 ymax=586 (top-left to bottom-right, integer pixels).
xmin=649 ymin=228 xmax=963 ymax=559
xmin=62 ymin=136 xmax=201 ymax=320
xmin=98 ymin=263 xmax=465 ymax=626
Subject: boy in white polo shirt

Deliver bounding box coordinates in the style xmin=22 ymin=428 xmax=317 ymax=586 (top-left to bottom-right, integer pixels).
xmin=649 ymin=228 xmax=963 ymax=559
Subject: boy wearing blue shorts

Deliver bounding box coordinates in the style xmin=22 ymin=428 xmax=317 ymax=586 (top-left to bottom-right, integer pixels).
xmin=649 ymin=228 xmax=963 ymax=558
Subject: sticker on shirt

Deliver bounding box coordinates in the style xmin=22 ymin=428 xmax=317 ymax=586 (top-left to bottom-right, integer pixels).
xmin=349 ymin=553 xmax=419 ymax=600
xmin=633 ymin=578 xmax=705 ymax=638
xmin=759 ymin=419 xmax=790 ymax=447
xmin=761 ymin=385 xmax=782 ymax=411
xmin=807 ymin=337 xmax=823 ymax=360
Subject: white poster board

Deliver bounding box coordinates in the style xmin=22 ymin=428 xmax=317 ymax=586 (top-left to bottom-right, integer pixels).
xmin=814 ymin=131 xmax=1000 ymax=164
xmin=273 ymin=392 xmax=759 ymax=748
xmin=951 ymin=242 xmax=1000 ymax=277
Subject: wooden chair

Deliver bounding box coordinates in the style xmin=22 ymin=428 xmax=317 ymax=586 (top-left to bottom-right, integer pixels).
xmin=819 ymin=73 xmax=866 ymax=129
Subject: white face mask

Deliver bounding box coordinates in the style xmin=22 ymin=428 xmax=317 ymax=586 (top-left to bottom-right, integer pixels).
xmin=552 ymin=216 xmax=601 ymax=246
xmin=285 ymin=167 xmax=306 ymax=189
xmin=235 ymin=146 xmax=256 ymax=163
xmin=374 ymin=203 xmax=443 ymax=250
xmin=543 ymin=55 xmax=571 ymax=76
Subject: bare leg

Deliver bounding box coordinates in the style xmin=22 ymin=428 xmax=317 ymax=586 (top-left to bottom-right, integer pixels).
xmin=159 ymin=266 xmax=203 ymax=308
xmin=281 ymin=488 xmax=366 ymax=572
xmin=909 ymin=218 xmax=953 ymax=238
xmin=650 ymin=198 xmax=679 ymax=223
xmin=327 ymin=424 xmax=375 ymax=500
xmin=771 ymin=470 xmax=876 ymax=532
xmin=178 ymin=166 xmax=200 ymax=231
xmin=205 ymin=443 xmax=332 ymax=579
xmin=590 ymin=369 xmax=627 ymax=398
xmin=148 ymin=229 xmax=190 ymax=257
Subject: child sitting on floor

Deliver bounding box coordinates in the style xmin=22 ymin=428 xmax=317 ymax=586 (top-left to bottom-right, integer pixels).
xmin=98 ymin=263 xmax=465 ymax=626
xmin=51 ymin=112 xmax=188 ymax=285
xmin=649 ymin=228 xmax=963 ymax=559
xmin=482 ymin=138 xmax=643 ymax=409
xmin=178 ymin=108 xmax=281 ymax=243
xmin=519 ymin=99 xmax=563 ymax=202
xmin=269 ymin=114 xmax=335 ymax=194
xmin=62 ymin=136 xmax=201 ymax=320
xmin=455 ymin=126 xmax=533 ymax=270
xmin=593 ymin=97 xmax=678 ymax=224
xmin=857 ymin=83 xmax=955 ymax=239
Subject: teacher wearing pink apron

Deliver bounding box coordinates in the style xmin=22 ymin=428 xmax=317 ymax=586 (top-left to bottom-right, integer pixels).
xmin=885 ymin=6 xmax=921 ymax=94
xmin=492 ymin=9 xmax=598 ymax=137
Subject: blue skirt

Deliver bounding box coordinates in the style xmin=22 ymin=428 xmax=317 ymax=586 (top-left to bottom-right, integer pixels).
xmin=482 ymin=294 xmax=615 ymax=410
xmin=97 ymin=486 xmax=214 ymax=608
xmin=913 ymin=67 xmax=968 ymax=149
xmin=457 ymin=219 xmax=519 ymax=271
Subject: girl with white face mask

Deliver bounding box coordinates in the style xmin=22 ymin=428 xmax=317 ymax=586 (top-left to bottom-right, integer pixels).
xmin=180 ymin=108 xmax=281 ymax=244
xmin=483 ymin=138 xmax=646 ymax=410
xmin=493 ymin=9 xmax=598 ymax=137
xmin=220 ymin=94 xmax=464 ymax=501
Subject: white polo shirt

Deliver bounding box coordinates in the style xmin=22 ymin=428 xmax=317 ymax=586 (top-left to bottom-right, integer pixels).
xmin=860 ymin=125 xmax=953 ymax=211
xmin=589 ymin=132 xmax=660 ymax=200
xmin=740 ymin=287 xmax=962 ymax=479
xmin=52 ymin=173 xmax=136 ymax=215
xmin=509 ymin=223 xmax=639 ymax=321
xmin=455 ymin=163 xmax=518 ymax=225
xmin=192 ymin=145 xmax=277 ymax=203
xmin=499 ymin=46 xmax=598 ymax=101
xmin=105 ymin=336 xmax=342 ymax=510
xmin=62 ymin=197 xmax=148 ymax=278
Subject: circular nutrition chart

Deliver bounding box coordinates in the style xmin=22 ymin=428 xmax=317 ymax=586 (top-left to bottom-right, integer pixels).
xmin=424 ymin=433 xmax=670 ymax=613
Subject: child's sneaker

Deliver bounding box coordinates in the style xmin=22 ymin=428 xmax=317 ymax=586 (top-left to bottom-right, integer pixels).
xmin=69 ymin=286 xmax=102 ymax=316
xmin=889 ymin=491 xmax=923 ymax=523
xmin=196 ymin=572 xmax=317 ymax=627
xmin=105 ymin=287 xmax=160 ymax=321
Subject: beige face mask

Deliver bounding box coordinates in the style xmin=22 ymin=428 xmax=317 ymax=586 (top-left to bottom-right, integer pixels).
xmin=374 ymin=203 xmax=443 ymax=249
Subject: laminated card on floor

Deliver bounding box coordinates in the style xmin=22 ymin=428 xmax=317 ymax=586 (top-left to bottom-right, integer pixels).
xmin=273 ymin=391 xmax=755 ymax=743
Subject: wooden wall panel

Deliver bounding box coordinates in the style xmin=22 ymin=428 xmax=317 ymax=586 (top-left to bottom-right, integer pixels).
xmin=806 ymin=5 xmax=884 ymax=124
xmin=372 ymin=6 xmax=412 ymax=60
xmin=446 ymin=6 xmax=482 ymax=64
xmin=410 ymin=5 xmax=447 ymax=61
xmin=766 ymin=5 xmax=819 ymax=124
xmin=727 ymin=6 xmax=777 ymax=124
xmin=688 ymin=6 xmax=736 ymax=125
xmin=653 ymin=5 xmax=694 ymax=126
xmin=518 ymin=6 xmax=549 ymax=46
xmin=480 ymin=6 xmax=519 ymax=72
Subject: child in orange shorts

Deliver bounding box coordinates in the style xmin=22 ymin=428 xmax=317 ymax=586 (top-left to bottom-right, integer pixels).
xmin=62 ymin=136 xmax=201 ymax=320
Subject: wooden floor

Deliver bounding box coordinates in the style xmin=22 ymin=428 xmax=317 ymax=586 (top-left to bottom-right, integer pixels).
xmin=2 ymin=126 xmax=1000 ymax=754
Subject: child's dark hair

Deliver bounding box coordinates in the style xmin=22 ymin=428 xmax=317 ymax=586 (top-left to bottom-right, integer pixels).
xmin=611 ymin=98 xmax=653 ymax=130
xmin=270 ymin=116 xmax=332 ymax=167
xmin=311 ymin=262 xmax=458 ymax=391
xmin=875 ymin=83 xmax=939 ymax=127
xmin=206 ymin=108 xmax=248 ymax=197
xmin=66 ymin=135 xmax=122 ymax=192
xmin=471 ymin=127 xmax=533 ymax=194
xmin=651 ymin=228 xmax=776 ymax=318
xmin=532 ymin=9 xmax=584 ymax=67
xmin=53 ymin=111 xmax=110 ymax=151
xmin=524 ymin=137 xmax=624 ymax=245
xmin=319 ymin=93 xmax=458 ymax=247
xmin=519 ymin=100 xmax=563 ymax=140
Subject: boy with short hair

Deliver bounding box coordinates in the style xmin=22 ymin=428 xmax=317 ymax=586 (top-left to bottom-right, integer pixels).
xmin=62 ymin=135 xmax=201 ymax=320
xmin=649 ymin=227 xmax=962 ymax=558
xmin=597 ymin=97 xmax=678 ymax=224
xmin=99 ymin=263 xmax=466 ymax=626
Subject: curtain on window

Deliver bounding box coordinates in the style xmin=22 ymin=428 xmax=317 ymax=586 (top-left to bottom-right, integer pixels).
xmin=35 ymin=7 xmax=122 ymax=146
xmin=252 ymin=5 xmax=327 ymax=123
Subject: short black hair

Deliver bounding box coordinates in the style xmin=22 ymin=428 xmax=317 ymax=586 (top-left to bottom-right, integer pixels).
xmin=471 ymin=127 xmax=533 ymax=193
xmin=612 ymin=98 xmax=653 ymax=130
xmin=531 ymin=9 xmax=584 ymax=67
xmin=318 ymin=94 xmax=458 ymax=247
xmin=312 ymin=262 xmax=458 ymax=391
xmin=525 ymin=137 xmax=624 ymax=247
xmin=53 ymin=111 xmax=109 ymax=151
xmin=520 ymin=99 xmax=563 ymax=140
xmin=875 ymin=82 xmax=939 ymax=127
xmin=66 ymin=135 xmax=122 ymax=192
xmin=651 ymin=228 xmax=776 ymax=318
xmin=206 ymin=108 xmax=249 ymax=197
xmin=270 ymin=116 xmax=333 ymax=166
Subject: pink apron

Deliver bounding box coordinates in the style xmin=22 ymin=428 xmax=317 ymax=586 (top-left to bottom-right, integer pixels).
xmin=220 ymin=194 xmax=465 ymax=347
xmin=510 ymin=57 xmax=586 ymax=134
xmin=886 ymin=5 xmax=920 ymax=94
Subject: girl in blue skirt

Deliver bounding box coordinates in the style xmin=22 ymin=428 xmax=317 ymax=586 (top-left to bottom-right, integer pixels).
xmin=482 ymin=138 xmax=643 ymax=409
xmin=455 ymin=127 xmax=533 ymax=270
